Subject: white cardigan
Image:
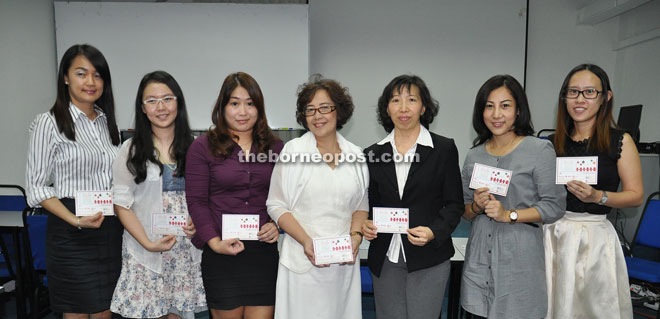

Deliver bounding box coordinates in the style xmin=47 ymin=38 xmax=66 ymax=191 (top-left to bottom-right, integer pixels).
xmin=266 ymin=131 xmax=369 ymax=273
xmin=112 ymin=139 xmax=202 ymax=273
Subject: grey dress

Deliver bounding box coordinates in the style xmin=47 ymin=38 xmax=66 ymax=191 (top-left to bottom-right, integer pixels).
xmin=460 ymin=136 xmax=566 ymax=319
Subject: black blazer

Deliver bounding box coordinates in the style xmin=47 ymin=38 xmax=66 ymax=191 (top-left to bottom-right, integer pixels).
xmin=365 ymin=132 xmax=463 ymax=277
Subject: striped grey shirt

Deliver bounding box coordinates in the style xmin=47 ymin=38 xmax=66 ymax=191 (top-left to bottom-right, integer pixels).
xmin=25 ymin=103 xmax=119 ymax=208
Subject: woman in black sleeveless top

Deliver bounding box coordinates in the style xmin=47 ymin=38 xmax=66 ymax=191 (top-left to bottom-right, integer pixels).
xmin=544 ymin=64 xmax=644 ymax=319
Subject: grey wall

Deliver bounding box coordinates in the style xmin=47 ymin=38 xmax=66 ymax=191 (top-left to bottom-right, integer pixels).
xmin=0 ymin=0 xmax=57 ymax=187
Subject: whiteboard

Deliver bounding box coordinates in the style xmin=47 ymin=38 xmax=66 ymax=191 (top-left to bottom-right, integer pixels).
xmin=55 ymin=2 xmax=309 ymax=130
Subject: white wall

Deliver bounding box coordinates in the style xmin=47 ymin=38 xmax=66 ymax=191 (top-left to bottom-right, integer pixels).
xmin=54 ymin=2 xmax=309 ymax=130
xmin=614 ymin=0 xmax=660 ymax=144
xmin=526 ymin=0 xmax=619 ymax=134
xmin=0 ymin=0 xmax=57 ymax=188
xmin=308 ymin=0 xmax=528 ymax=163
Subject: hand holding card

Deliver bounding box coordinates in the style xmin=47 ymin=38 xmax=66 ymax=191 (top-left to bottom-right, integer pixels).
xmin=469 ymin=163 xmax=512 ymax=197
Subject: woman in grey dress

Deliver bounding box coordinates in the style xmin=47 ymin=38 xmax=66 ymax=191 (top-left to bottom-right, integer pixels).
xmin=460 ymin=75 xmax=566 ymax=319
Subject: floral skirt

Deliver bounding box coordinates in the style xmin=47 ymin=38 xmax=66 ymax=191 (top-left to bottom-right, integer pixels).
xmin=110 ymin=191 xmax=207 ymax=319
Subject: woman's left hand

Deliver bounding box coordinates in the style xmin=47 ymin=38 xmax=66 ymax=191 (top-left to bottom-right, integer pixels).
xmin=341 ymin=233 xmax=362 ymax=265
xmin=566 ymin=180 xmax=601 ymax=203
xmin=407 ymin=226 xmax=435 ymax=246
xmin=484 ymin=194 xmax=509 ymax=222
xmin=183 ymin=218 xmax=196 ymax=239
xmin=258 ymin=221 xmax=279 ymax=243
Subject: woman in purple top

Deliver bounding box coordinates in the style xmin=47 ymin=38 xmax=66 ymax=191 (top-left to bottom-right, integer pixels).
xmin=185 ymin=72 xmax=283 ymax=319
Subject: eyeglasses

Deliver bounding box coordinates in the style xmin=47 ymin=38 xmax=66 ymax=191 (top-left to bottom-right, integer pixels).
xmin=143 ymin=96 xmax=177 ymax=106
xmin=564 ymin=89 xmax=602 ymax=99
xmin=304 ymin=105 xmax=336 ymax=116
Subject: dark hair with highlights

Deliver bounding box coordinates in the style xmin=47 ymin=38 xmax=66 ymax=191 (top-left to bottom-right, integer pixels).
xmin=376 ymin=75 xmax=439 ymax=133
xmin=295 ymin=75 xmax=354 ymax=131
xmin=207 ymin=72 xmax=278 ymax=157
xmin=471 ymin=74 xmax=534 ymax=147
xmin=127 ymin=71 xmax=193 ymax=184
xmin=553 ymin=64 xmax=615 ymax=156
xmin=50 ymin=44 xmax=120 ymax=145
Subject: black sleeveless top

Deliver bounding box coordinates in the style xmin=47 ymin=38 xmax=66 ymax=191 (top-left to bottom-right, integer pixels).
xmin=550 ymin=129 xmax=625 ymax=215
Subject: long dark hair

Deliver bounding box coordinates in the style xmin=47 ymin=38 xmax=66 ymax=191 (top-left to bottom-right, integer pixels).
xmin=207 ymin=72 xmax=278 ymax=157
xmin=376 ymin=75 xmax=439 ymax=133
xmin=127 ymin=71 xmax=193 ymax=184
xmin=50 ymin=44 xmax=120 ymax=145
xmin=553 ymin=64 xmax=615 ymax=156
xmin=471 ymin=75 xmax=534 ymax=147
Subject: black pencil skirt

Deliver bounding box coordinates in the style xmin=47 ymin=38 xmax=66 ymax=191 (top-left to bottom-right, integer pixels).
xmin=201 ymin=240 xmax=278 ymax=310
xmin=45 ymin=198 xmax=123 ymax=314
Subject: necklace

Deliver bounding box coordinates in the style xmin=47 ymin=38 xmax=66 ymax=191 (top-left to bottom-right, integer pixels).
xmin=487 ymin=135 xmax=521 ymax=156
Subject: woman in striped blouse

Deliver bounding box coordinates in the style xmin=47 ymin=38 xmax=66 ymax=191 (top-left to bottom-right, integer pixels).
xmin=25 ymin=44 xmax=123 ymax=319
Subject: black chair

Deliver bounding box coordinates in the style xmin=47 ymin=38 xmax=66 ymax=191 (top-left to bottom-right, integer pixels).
xmin=625 ymin=191 xmax=660 ymax=318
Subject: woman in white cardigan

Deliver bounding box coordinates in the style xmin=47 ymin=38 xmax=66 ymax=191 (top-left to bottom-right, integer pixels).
xmin=110 ymin=71 xmax=206 ymax=318
xmin=266 ymin=76 xmax=368 ymax=319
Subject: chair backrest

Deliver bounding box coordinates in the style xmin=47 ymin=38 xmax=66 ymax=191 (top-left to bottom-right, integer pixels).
xmin=22 ymin=209 xmax=48 ymax=271
xmin=633 ymin=192 xmax=660 ymax=248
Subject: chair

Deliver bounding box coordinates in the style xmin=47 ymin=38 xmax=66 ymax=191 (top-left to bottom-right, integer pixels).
xmin=536 ymin=129 xmax=556 ymax=140
xmin=22 ymin=208 xmax=49 ymax=319
xmin=625 ymin=191 xmax=660 ymax=318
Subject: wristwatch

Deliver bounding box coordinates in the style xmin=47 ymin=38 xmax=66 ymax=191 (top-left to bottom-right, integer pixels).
xmin=508 ymin=210 xmax=518 ymax=224
xmin=598 ymin=191 xmax=608 ymax=205
xmin=350 ymin=231 xmax=363 ymax=238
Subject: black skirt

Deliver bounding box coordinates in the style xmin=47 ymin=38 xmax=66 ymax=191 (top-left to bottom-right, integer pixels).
xmin=201 ymin=240 xmax=278 ymax=310
xmin=45 ymin=198 xmax=123 ymax=314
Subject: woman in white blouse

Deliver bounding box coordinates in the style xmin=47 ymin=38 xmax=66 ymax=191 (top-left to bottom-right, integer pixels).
xmin=266 ymin=76 xmax=368 ymax=319
xmin=25 ymin=44 xmax=123 ymax=318
xmin=110 ymin=71 xmax=206 ymax=318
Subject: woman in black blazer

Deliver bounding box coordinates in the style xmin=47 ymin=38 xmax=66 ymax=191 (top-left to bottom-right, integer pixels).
xmin=361 ymin=75 xmax=464 ymax=319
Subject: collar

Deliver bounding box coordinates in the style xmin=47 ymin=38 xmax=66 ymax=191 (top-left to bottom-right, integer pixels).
xmin=68 ymin=102 xmax=106 ymax=123
xmin=376 ymin=125 xmax=434 ymax=149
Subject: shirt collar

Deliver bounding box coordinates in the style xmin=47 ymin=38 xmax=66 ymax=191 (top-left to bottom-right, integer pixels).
xmin=376 ymin=125 xmax=434 ymax=149
xmin=68 ymin=102 xmax=106 ymax=123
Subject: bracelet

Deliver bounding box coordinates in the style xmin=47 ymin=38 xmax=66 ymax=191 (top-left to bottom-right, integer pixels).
xmin=77 ymin=216 xmax=82 ymax=230
xmin=471 ymin=201 xmax=484 ymax=215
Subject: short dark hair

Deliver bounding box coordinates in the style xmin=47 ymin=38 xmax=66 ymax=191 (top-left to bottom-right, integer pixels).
xmin=471 ymin=75 xmax=534 ymax=147
xmin=128 ymin=71 xmax=193 ymax=183
xmin=376 ymin=75 xmax=439 ymax=133
xmin=295 ymin=75 xmax=354 ymax=131
xmin=50 ymin=44 xmax=120 ymax=145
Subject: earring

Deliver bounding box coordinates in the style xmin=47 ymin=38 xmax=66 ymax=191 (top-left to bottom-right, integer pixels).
xmin=65 ymin=82 xmax=69 ymax=85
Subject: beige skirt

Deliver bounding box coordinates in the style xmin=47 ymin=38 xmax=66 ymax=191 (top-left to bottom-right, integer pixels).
xmin=543 ymin=211 xmax=632 ymax=319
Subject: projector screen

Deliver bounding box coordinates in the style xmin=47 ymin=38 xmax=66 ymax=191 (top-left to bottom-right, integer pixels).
xmin=55 ymin=2 xmax=309 ymax=130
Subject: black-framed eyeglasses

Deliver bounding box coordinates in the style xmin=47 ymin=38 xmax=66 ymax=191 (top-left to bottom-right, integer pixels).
xmin=305 ymin=105 xmax=336 ymax=116
xmin=143 ymin=96 xmax=177 ymax=106
xmin=564 ymin=89 xmax=602 ymax=99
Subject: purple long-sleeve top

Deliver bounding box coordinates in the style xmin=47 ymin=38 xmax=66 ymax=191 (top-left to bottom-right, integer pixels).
xmin=185 ymin=134 xmax=283 ymax=248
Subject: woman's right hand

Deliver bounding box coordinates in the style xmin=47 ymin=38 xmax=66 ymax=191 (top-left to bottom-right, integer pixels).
xmin=208 ymin=237 xmax=245 ymax=256
xmin=303 ymin=238 xmax=329 ymax=267
xmin=472 ymin=187 xmax=490 ymax=213
xmin=362 ymin=219 xmax=378 ymax=241
xmin=77 ymin=212 xmax=105 ymax=229
xmin=147 ymin=234 xmax=177 ymax=252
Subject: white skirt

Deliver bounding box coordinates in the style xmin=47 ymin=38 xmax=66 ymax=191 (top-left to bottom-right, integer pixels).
xmin=274 ymin=261 xmax=362 ymax=319
xmin=543 ymin=212 xmax=632 ymax=319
